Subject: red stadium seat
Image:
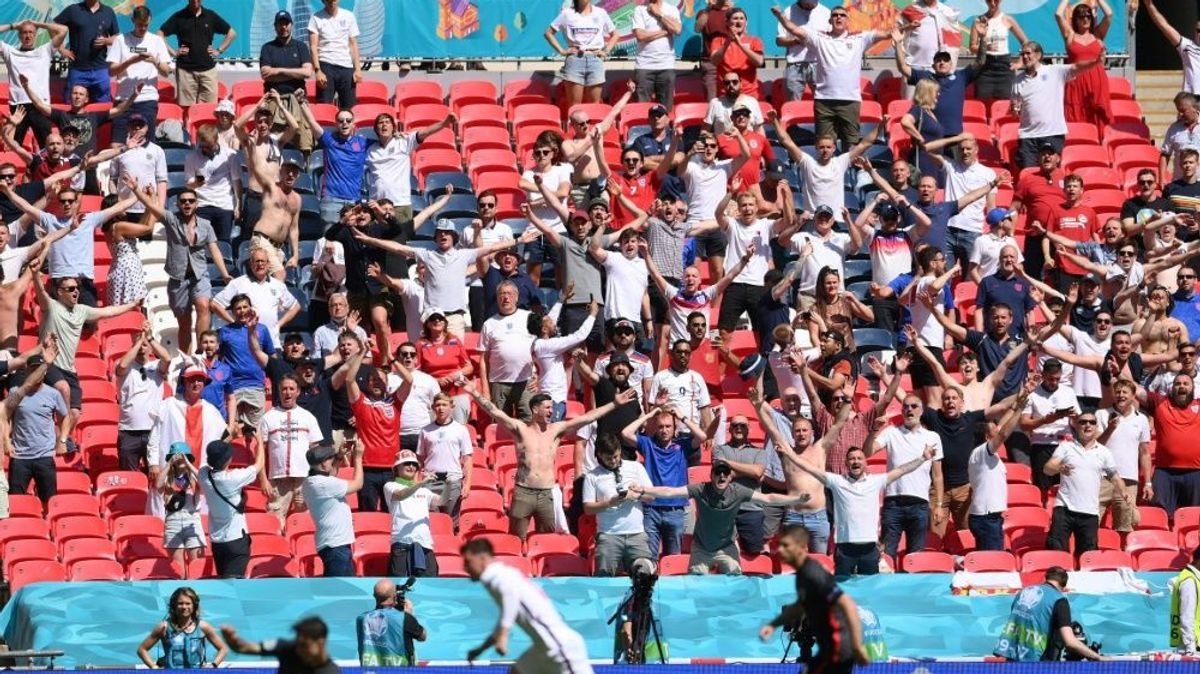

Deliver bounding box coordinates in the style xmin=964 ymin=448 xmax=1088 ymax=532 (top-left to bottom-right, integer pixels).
xmin=902 ymin=551 xmax=955 ymax=573
xmin=244 ymin=512 xmax=282 ymax=537
xmin=61 ymin=537 xmax=118 ymax=568
xmin=1004 ymin=506 xmax=1050 ymax=532
xmin=1020 ymin=549 xmax=1075 ymax=573
xmin=1078 ymin=549 xmax=1134 ymax=571
xmin=467 ymin=148 xmax=519 ymax=182
xmin=510 ymin=103 xmax=562 ymax=131
xmin=1175 ymin=507 xmax=1200 ymax=533
xmin=496 ymin=555 xmax=534 ymax=576
xmin=466 ymin=532 xmax=523 ymax=556
xmin=1125 ymin=529 xmax=1178 ymax=554
xmin=126 ymin=557 xmax=179 ymax=581
xmin=673 ymin=102 xmax=709 ymax=129
xmin=404 ymin=103 xmax=452 ymax=130
xmin=449 ymin=80 xmax=499 ymax=115
xmin=538 ymin=553 xmax=591 ymax=577
xmin=503 ymin=79 xmax=552 ymax=113
xmin=658 ymin=553 xmax=690 ymax=576
xmin=53 ymin=516 xmax=107 ymax=549
xmin=473 ymin=171 xmax=523 ymax=199
xmin=1114 ymin=145 xmax=1161 ymax=174
xmin=103 ymin=491 xmax=149 ymax=519
xmin=1097 ymin=528 xmax=1122 ymax=551
xmin=3 ymin=538 xmax=57 ymax=576
xmin=111 ymin=513 xmax=164 ymax=539
xmin=739 ymin=554 xmax=775 ymax=576
xmin=186 ymin=556 xmax=217 ymax=579
xmin=461 ymin=489 xmax=506 ymax=514
xmin=430 ymin=513 xmax=455 ymax=537
xmin=1136 ymin=506 xmax=1170 ymax=531
xmin=1064 ymin=122 xmax=1101 ymax=147
xmin=1007 ymin=484 xmax=1043 ymax=507
xmin=351 ymin=103 xmax=397 ymax=129
xmin=1108 ymin=76 xmax=1134 ymax=99
xmin=458 ymin=103 xmax=508 ymax=132
xmin=356 ymin=80 xmax=390 ymax=105
xmin=1005 ymin=463 xmax=1033 ymax=484
xmin=231 ymin=80 xmax=265 ymax=107
xmin=1135 ymin=548 xmax=1188 ymax=571
xmin=1110 ymin=99 xmax=1144 ymax=124
xmin=462 ymin=127 xmax=513 ymax=158
xmin=1062 ymin=145 xmax=1109 ymax=171
xmin=298 ymin=552 xmax=324 ymax=577
xmin=8 ymin=494 xmax=43 ymax=519
xmin=394 ymin=80 xmax=445 ymax=112
xmin=248 ymin=555 xmax=299 ymax=578
xmin=1073 ymin=166 xmax=1122 ymax=190
xmin=0 ymin=518 xmax=50 ymax=547
xmin=250 ymin=534 xmax=291 ymax=558
xmin=413 ymin=148 xmax=464 ymax=187
xmin=10 ymin=560 xmax=66 ymax=592
xmin=963 ymin=550 xmax=1017 ymax=572
xmin=352 ymin=512 xmax=392 ymax=535
xmin=68 ymin=558 xmax=125 ymax=581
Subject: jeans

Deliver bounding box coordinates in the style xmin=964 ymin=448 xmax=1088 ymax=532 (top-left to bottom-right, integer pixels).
xmin=834 ymin=541 xmax=880 ymax=580
xmin=880 ymin=497 xmax=929 ymax=559
xmin=9 ymin=103 xmax=53 ymax=146
xmin=782 ymin=509 xmax=831 ymax=555
xmin=1046 ymin=506 xmax=1099 ymax=554
xmin=946 ymin=227 xmax=981 ymax=271
xmin=113 ymin=100 xmax=158 ymax=144
xmin=319 ymin=543 xmax=355 ymax=577
xmin=198 ymin=205 xmax=236 ymax=244
xmin=734 ymin=509 xmax=766 ymax=555
xmin=1150 ymin=467 xmax=1200 ymax=518
xmin=357 ymin=467 xmax=393 ymax=512
xmin=67 ymin=67 xmax=112 ymax=103
xmin=320 ymin=196 xmax=355 ymax=230
xmin=551 ymin=401 xmax=567 ymax=422
xmin=643 ymin=506 xmax=686 ymax=559
xmin=969 ymin=512 xmax=1006 ymax=551
xmin=633 ymin=68 xmax=675 ymax=110
xmin=9 ymin=456 xmax=56 ymax=504
xmin=317 ymin=62 xmax=357 ymax=108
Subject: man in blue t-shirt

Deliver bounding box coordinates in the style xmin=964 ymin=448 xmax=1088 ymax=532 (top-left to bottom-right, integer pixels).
xmin=620 ymin=403 xmax=707 ymax=560
xmin=297 ymin=92 xmax=369 ymax=226
xmin=54 ymin=0 xmax=119 ymax=103
xmin=217 ymin=294 xmax=275 ymax=432
xmin=896 ymin=46 xmax=982 ymax=137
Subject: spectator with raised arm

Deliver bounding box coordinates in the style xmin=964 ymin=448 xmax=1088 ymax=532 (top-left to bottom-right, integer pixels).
xmin=0 ymin=19 xmax=67 ymax=146
xmin=298 ymin=95 xmax=370 ymax=226
xmin=367 ymin=110 xmax=455 ymax=224
xmin=1143 ymin=0 xmax=1200 ymax=95
xmin=259 ymin=10 xmax=313 ymax=152
xmin=967 ymin=379 xmax=1033 ymax=550
xmin=773 ymin=112 xmax=883 ymax=225
xmin=116 ymin=322 xmax=171 ymax=473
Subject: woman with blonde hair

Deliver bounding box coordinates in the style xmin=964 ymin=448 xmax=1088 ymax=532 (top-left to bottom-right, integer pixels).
xmin=136 ymin=586 xmax=227 ymax=668
xmin=900 ymin=78 xmax=946 ymax=182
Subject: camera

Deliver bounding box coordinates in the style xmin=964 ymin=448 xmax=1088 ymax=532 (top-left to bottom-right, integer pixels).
xmin=394 ymin=576 xmax=417 ymax=607
xmin=1063 ymin=622 xmax=1101 ymax=661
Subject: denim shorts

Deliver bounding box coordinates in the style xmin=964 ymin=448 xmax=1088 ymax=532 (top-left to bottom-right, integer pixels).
xmin=562 ymin=54 xmax=605 ymax=87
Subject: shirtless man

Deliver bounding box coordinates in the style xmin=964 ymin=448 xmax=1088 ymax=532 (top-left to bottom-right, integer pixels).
xmin=242 ymin=137 xmax=302 ymax=281
xmin=464 ymin=379 xmax=636 ymax=540
xmin=906 ymin=324 xmax=1029 ymax=412
xmin=750 ymin=384 xmax=850 ymax=554
xmin=234 ymin=91 xmax=299 ymax=198
xmin=1135 ymin=285 xmax=1189 ymax=357
xmin=0 ymin=257 xmax=49 ymax=350
xmin=560 ymin=81 xmax=635 ymax=208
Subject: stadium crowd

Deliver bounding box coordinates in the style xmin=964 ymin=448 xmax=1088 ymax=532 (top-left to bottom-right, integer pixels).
xmin=0 ymin=0 xmax=1197 ymax=596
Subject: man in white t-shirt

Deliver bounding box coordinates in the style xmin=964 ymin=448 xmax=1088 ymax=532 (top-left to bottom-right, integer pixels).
xmin=115 ymin=324 xmax=171 ymax=472
xmin=462 ymin=193 xmax=516 ymax=331
xmin=111 ymin=119 xmax=167 ymax=215
xmin=1145 ymin=0 xmax=1200 ymax=96
xmin=968 ymin=385 xmax=1030 ymax=551
xmin=689 ymin=189 xmax=785 ymax=350
xmin=308 ymin=0 xmax=360 ymax=109
xmin=1020 ymin=358 xmax=1082 ymax=493
xmin=670 ymin=125 xmax=750 ymax=281
xmin=866 ymin=396 xmax=945 ymax=559
xmin=1094 ymin=379 xmax=1152 ymax=533
xmin=902 ymin=0 xmax=962 ymax=71
xmin=395 ymin=343 xmax=440 ymax=452
xmin=479 ymin=281 xmax=536 ymax=422
xmin=927 ymin=135 xmax=998 ymax=269
xmin=969 ymin=208 xmax=1023 ymax=282
xmin=107 ymin=6 xmax=172 ymax=144
xmin=781 ymin=205 xmax=860 ymax=299
xmin=703 ymin=73 xmax=764 ymax=135
xmin=648 ymin=343 xmax=713 ymax=436
xmin=302 ymin=441 xmax=364 ymax=577
xmin=185 ymin=124 xmax=241 ymax=240
xmin=0 ymin=19 xmax=67 ymax=145
xmin=367 ymin=111 xmax=455 ymax=221
xmin=200 ymin=440 xmax=265 ymax=579
xmin=772 ymin=5 xmax=891 ymax=145
xmin=590 ymin=227 xmax=650 ymax=331
xmin=260 ymin=373 xmax=325 ymax=527
xmin=416 ymin=393 xmax=474 ymax=525
xmin=773 ymin=112 xmax=883 ymax=224
xmin=1043 ymin=410 xmax=1130 ymax=554
xmin=631 ymin=0 xmax=682 ymax=110
xmin=384 ymin=450 xmax=442 ymax=577
xmin=583 ymin=434 xmax=655 ymax=576
xmin=776 ymin=0 xmax=831 ymax=100
xmin=1011 ymin=41 xmax=1104 ymax=168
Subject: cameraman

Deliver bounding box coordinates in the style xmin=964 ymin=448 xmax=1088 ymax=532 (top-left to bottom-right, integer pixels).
xmin=1170 ymin=547 xmax=1200 ymax=654
xmin=582 ymin=434 xmax=656 ymax=576
xmin=356 ymin=579 xmax=427 ymax=666
xmin=994 ymin=566 xmax=1105 ymax=661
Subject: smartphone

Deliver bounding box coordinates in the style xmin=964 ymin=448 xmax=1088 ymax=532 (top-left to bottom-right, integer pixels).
xmin=133 ymin=46 xmax=147 ymax=54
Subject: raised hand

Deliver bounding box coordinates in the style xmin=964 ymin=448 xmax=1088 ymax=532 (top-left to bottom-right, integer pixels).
xmin=615 ymin=387 xmax=638 ymax=406
xmin=893 ymin=351 xmax=912 ymax=373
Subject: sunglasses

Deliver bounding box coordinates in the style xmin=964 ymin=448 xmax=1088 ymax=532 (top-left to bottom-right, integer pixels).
xmin=1184 ymin=351 xmax=1199 ymax=357
xmin=337 ymin=117 xmax=354 ymax=124
xmin=730 ymin=423 xmax=749 ymax=429
xmin=704 ymin=142 xmax=719 ymax=149
xmin=1076 ymin=418 xmax=1098 ymax=426
xmin=0 ymin=174 xmax=16 ymax=180
xmin=534 ymin=149 xmax=554 ymax=157
xmin=1182 ymin=274 xmax=1197 ymax=280
xmin=178 ymin=198 xmax=197 ymax=204
xmin=1117 ymin=250 xmax=1136 ymax=257
xmin=622 ymin=157 xmax=641 ymax=164
xmin=60 ymin=286 xmax=79 ymax=292
xmin=58 ymin=199 xmax=76 ymax=205
xmin=834 ymin=396 xmax=853 ymax=403
xmin=478 ymin=202 xmax=496 ymax=209
xmin=1095 ymin=318 xmax=1112 ymax=324
xmin=724 ymin=80 xmax=740 ymax=86
xmin=1138 ymin=179 xmax=1157 ymax=185
xmin=397 ymin=351 xmax=417 ymax=358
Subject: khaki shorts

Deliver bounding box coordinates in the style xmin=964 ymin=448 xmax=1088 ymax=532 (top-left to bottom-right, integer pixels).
xmin=176 ymin=67 xmax=220 ymax=106
xmin=269 ymin=93 xmax=314 ymax=152
xmin=269 ymin=476 xmax=306 ymax=515
xmin=233 ymin=388 xmax=266 ymax=429
xmin=1099 ymin=478 xmax=1139 ymax=532
xmin=250 ymin=232 xmax=286 ymax=275
xmin=689 ymin=542 xmax=742 ymax=575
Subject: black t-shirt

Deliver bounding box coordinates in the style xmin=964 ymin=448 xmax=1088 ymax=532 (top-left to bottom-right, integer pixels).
xmin=594 ymin=377 xmax=640 ymax=452
xmin=1166 ymin=179 xmax=1200 ymax=201
xmin=773 ymin=557 xmax=855 ymax=664
xmin=298 ymin=377 xmax=334 ymax=442
xmin=921 ymin=408 xmax=986 ymax=489
xmin=53 ymin=2 xmax=118 ymax=71
xmin=0 ymin=182 xmax=44 ymax=224
xmin=159 ymin=7 xmax=232 ymax=72
xmin=263 ymin=639 xmax=341 ymax=674
xmin=51 ymin=109 xmax=109 ymax=158
xmin=326 ymin=220 xmax=403 ymax=296
xmin=1120 ymin=195 xmax=1171 ymax=222
xmin=326 ymin=366 xmax=353 ymax=432
xmin=259 ymin=37 xmax=312 ymax=95
xmin=1070 ymin=297 xmax=1114 ymax=335
xmin=1041 ymin=597 xmax=1072 ymax=661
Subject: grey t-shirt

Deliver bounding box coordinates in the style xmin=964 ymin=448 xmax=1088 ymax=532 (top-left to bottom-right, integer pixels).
xmin=11 ymin=384 xmax=68 ymax=459
xmin=687 ymin=481 xmax=755 ymax=552
xmin=712 ymin=443 xmax=771 ymax=511
xmin=559 ymin=235 xmax=603 ymax=305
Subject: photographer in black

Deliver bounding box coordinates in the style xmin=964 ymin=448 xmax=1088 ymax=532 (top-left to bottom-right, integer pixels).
xmin=758 ymin=527 xmax=870 ymax=674
xmin=355 ymin=578 xmax=427 ymax=666
xmin=993 ymin=566 xmax=1106 ymax=662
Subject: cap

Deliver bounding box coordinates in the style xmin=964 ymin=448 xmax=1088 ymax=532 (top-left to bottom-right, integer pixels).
xmin=730 ymin=103 xmax=752 ymax=116
xmin=215 ymin=99 xmax=235 ymax=116
xmin=876 ymin=201 xmax=901 ymax=220
xmin=933 ymin=50 xmax=953 ymax=62
xmin=496 ymin=246 xmax=521 ymax=259
xmin=274 ymin=10 xmax=293 ymax=23
xmin=127 ymin=113 xmax=146 ymax=126
xmin=282 ymin=157 xmax=303 ymax=172
xmin=588 ymin=196 xmax=610 ymax=211
xmin=986 ymin=208 xmax=1013 ymax=227
xmin=570 ymin=209 xmax=590 ymax=222
xmin=422 ymin=309 xmax=447 ymax=323
xmin=712 ymin=459 xmax=734 ymax=473
xmin=612 ymin=318 xmax=636 ymax=333
xmin=764 ymin=159 xmax=787 ymax=181
xmin=1080 ymin=272 xmax=1101 ymax=284
xmin=306 ymin=443 xmax=338 ymax=466
xmin=649 ymin=104 xmax=667 ymax=116
xmin=394 ymin=450 xmax=420 ymax=467
xmin=605 ymin=352 xmax=632 ymax=371
xmin=206 ymin=440 xmax=233 ymax=469
xmin=181 ymin=364 xmax=210 ymax=382
xmin=738 ymin=353 xmax=766 ymax=381
xmin=821 ymin=329 xmax=847 ymax=345
xmin=167 ymin=442 xmax=193 ymax=459
xmin=434 ymin=219 xmax=459 ymax=235
xmin=814 ymin=204 xmax=835 ymax=218
xmin=295 ymin=356 xmax=322 ymax=370
xmin=1037 ymin=140 xmax=1060 ymax=154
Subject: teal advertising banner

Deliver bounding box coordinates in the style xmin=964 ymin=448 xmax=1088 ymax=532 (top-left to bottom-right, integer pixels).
xmin=0 ymin=1 xmax=1128 ymax=62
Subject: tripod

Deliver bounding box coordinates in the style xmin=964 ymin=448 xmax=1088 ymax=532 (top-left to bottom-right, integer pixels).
xmin=609 ymin=584 xmax=665 ymax=664
xmin=780 ymin=620 xmax=815 ymax=665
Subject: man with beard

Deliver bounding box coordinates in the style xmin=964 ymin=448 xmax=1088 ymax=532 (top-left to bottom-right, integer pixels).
xmin=1150 ymin=374 xmax=1200 ymax=517
xmin=577 ymin=353 xmax=645 ymax=459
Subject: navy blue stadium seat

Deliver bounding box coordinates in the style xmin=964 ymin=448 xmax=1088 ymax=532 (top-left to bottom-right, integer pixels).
xmin=436 ymin=194 xmax=480 ymax=219
xmin=424 ymin=172 xmax=474 ymax=198
xmin=843 ymin=259 xmax=872 ymax=284
xmin=164 ymin=148 xmax=190 ymax=172
xmin=852 ymin=328 xmax=895 ymax=355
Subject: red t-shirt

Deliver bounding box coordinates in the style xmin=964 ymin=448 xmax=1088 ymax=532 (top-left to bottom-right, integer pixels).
xmin=351 ymin=391 xmax=403 ymax=468
xmin=700 ymin=7 xmax=730 ymax=57
xmin=1014 ymin=169 xmax=1066 ymax=230
xmin=1154 ymin=398 xmax=1200 ymax=469
xmin=718 ymin=130 xmax=773 ymax=186
xmin=610 ymin=170 xmax=661 ymax=228
xmin=1048 ymin=202 xmax=1098 ymax=276
xmin=417 ymin=338 xmax=470 ymax=396
xmin=711 ymin=35 xmax=764 ymax=96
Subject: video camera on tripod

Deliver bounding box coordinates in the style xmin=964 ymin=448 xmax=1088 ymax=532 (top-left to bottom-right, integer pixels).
xmin=609 ymin=561 xmax=665 ymax=664
xmin=1063 ymin=622 xmax=1102 ymax=661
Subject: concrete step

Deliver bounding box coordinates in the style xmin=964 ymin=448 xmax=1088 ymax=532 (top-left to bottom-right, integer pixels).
xmin=1133 ymin=71 xmax=1186 ymax=141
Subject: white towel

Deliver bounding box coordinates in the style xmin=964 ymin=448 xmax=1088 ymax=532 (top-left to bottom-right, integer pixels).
xmin=551 ymin=485 xmax=570 ymax=534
